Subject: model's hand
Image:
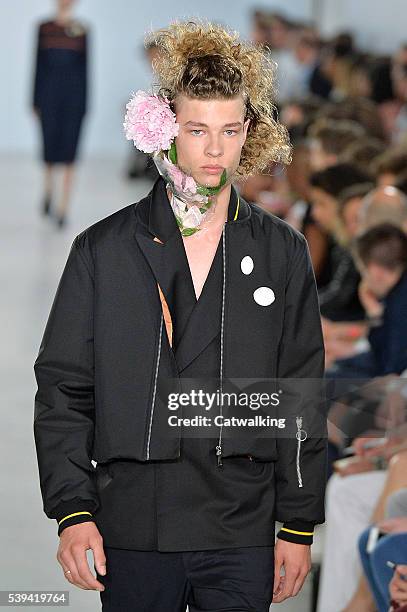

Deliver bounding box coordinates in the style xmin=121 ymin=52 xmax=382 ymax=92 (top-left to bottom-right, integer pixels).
xmin=56 ymin=522 xmax=106 ymax=591
xmin=390 ymin=564 xmax=407 ymax=603
xmin=272 ymin=539 xmax=312 ymax=603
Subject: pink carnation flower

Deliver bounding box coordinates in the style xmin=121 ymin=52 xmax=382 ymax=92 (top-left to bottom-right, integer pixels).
xmin=123 ymin=91 xmax=179 ymax=153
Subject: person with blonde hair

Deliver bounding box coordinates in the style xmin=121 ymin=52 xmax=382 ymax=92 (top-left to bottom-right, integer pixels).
xmin=33 ymin=20 xmax=327 ymax=610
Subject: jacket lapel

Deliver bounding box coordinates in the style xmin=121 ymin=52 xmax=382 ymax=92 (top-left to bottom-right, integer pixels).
xmin=134 ymin=178 xmax=196 ymax=349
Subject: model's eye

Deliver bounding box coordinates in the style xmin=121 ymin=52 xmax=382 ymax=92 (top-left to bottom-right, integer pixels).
xmin=191 ymin=129 xmax=204 ymax=136
xmin=224 ymin=130 xmax=237 ymax=136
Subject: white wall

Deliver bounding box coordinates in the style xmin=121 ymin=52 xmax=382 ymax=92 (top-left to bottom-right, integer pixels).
xmin=319 ymin=0 xmax=407 ymax=53
xmin=1 ymin=0 xmax=311 ymax=158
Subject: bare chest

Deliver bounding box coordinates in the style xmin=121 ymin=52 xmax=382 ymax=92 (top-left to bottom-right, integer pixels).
xmin=182 ymin=230 xmax=223 ymax=300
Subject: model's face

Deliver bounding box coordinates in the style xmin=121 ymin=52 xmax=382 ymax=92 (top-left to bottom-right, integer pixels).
xmin=360 ymin=262 xmax=403 ymax=297
xmin=173 ymin=94 xmax=250 ymax=188
xmin=310 ymin=186 xmax=338 ymax=232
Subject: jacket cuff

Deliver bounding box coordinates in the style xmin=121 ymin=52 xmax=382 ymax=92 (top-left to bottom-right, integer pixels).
xmin=51 ymin=499 xmax=96 ymax=536
xmin=277 ymin=521 xmax=315 ymax=545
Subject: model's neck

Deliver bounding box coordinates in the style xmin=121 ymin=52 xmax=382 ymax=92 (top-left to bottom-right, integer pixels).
xmin=210 ymin=183 xmax=232 ymax=226
xmin=166 ymin=181 xmax=233 ymax=233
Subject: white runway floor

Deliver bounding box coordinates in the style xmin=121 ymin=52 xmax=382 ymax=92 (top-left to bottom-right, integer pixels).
xmin=0 ymin=153 xmax=318 ymax=611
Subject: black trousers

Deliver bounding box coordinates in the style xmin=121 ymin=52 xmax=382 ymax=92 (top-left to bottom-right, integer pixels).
xmin=96 ymin=545 xmax=275 ymax=611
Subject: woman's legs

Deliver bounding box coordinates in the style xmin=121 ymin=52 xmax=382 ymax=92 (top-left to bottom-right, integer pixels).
xmin=55 ymin=163 xmax=75 ymax=228
xmin=40 ymin=162 xmax=75 ymax=228
xmin=42 ymin=163 xmax=54 ymax=215
xmin=316 ymin=470 xmax=387 ymax=612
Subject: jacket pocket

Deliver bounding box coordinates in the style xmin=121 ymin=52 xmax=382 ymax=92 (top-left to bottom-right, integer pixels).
xmin=295 ymin=416 xmax=307 ymax=488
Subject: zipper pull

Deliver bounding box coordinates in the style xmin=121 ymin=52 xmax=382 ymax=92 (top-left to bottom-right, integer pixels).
xmin=216 ymin=445 xmax=223 ymax=467
xmin=296 ymin=416 xmax=307 ymax=441
xmin=295 ymin=415 xmax=307 ymax=488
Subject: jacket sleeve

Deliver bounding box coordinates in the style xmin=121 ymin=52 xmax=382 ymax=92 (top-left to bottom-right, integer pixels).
xmin=275 ymin=234 xmax=328 ymax=545
xmin=33 ymin=232 xmax=100 ymax=536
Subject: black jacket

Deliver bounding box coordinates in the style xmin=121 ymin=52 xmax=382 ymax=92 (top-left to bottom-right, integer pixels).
xmin=33 ymin=179 xmax=328 ymax=545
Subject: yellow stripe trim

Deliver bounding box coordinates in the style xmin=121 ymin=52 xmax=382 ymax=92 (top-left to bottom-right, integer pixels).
xmin=233 ymin=197 xmax=240 ymax=221
xmin=58 ymin=511 xmax=93 ymax=525
xmin=280 ymin=527 xmax=314 ymax=536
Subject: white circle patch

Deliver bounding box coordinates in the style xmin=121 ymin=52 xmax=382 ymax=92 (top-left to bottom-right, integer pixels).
xmin=253 ymin=286 xmax=275 ymax=306
xmin=241 ymin=255 xmax=254 ymax=275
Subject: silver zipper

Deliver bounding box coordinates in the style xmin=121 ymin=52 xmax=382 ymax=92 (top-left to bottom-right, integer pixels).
xmin=296 ymin=416 xmax=307 ymax=488
xmin=216 ymin=223 xmax=227 ymax=468
xmin=145 ymin=313 xmax=164 ymax=459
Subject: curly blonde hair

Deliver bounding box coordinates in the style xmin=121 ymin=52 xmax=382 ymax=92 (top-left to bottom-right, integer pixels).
xmin=146 ymin=20 xmax=292 ymax=178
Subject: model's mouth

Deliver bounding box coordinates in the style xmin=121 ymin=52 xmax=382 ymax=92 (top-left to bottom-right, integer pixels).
xmin=201 ymin=166 xmax=224 ymax=174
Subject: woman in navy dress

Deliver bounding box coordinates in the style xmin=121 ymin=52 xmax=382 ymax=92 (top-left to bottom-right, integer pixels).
xmin=33 ymin=0 xmax=89 ymax=228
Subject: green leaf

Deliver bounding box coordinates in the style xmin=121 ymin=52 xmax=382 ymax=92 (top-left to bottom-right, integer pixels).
xmin=182 ymin=227 xmax=199 ymax=236
xmin=168 ymin=142 xmax=177 ymax=164
xmin=196 ymin=169 xmax=228 ymax=196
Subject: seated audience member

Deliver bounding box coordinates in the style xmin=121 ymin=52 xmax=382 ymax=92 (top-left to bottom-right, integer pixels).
xmin=312 ymin=96 xmax=387 ymax=142
xmin=359 ymin=185 xmax=407 ymax=233
xmin=328 ymin=223 xmax=407 ymax=379
xmin=308 ymin=118 xmax=366 ymax=171
xmin=322 ymin=182 xmax=375 ymax=366
xmin=359 ymin=487 xmax=407 ymax=612
xmin=309 ymin=162 xmax=372 ymax=320
xmin=317 ymin=432 xmax=407 ymax=612
xmin=340 ymin=137 xmax=384 ymax=175
xmin=372 ymin=147 xmax=407 ymax=186
xmin=292 ymin=30 xmax=327 ymax=100
xmin=347 ymin=54 xmax=377 ymax=100
xmin=381 ymin=44 xmax=407 ymax=145
xmin=250 ymin=8 xmax=273 ymax=50
xmin=339 ymin=182 xmax=376 ymax=240
xmin=280 ymin=95 xmax=324 ymax=143
xmin=316 ymin=33 xmax=356 ymax=102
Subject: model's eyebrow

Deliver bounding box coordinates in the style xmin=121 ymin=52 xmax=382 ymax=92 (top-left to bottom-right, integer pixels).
xmin=184 ymin=121 xmax=243 ymax=128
